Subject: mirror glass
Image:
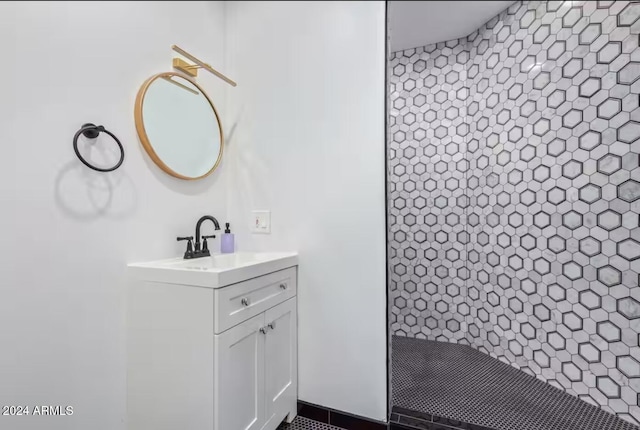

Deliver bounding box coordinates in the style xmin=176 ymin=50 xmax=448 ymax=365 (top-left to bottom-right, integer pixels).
xmin=135 ymin=73 xmax=223 ymax=180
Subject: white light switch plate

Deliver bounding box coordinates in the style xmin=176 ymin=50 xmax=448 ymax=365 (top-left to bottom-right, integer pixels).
xmin=251 ymin=210 xmax=271 ymax=234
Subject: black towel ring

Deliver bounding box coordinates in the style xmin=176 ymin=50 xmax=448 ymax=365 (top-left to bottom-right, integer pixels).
xmin=73 ymin=123 xmax=124 ymax=172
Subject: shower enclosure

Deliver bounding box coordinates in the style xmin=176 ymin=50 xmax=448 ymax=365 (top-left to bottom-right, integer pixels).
xmin=388 ymin=1 xmax=640 ymax=429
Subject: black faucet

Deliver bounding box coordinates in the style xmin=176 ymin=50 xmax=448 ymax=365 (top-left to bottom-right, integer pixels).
xmin=195 ymin=215 xmax=221 ymax=257
xmin=177 ymin=215 xmax=221 ymax=259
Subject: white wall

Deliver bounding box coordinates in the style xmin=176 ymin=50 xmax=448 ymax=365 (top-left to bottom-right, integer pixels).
xmin=0 ymin=1 xmax=387 ymax=427
xmin=224 ymin=1 xmax=387 ymax=421
xmin=0 ymin=2 xmax=228 ymax=429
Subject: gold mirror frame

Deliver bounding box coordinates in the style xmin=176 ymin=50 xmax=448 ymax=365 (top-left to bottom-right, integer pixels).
xmin=134 ymin=72 xmax=224 ymax=180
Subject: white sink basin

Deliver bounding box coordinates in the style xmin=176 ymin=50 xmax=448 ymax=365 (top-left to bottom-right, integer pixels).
xmin=168 ymin=252 xmax=280 ymax=270
xmin=128 ymin=251 xmax=298 ymax=288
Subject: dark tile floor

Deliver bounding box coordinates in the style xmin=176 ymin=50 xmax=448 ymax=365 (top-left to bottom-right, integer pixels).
xmin=278 ymin=416 xmax=345 ymax=430
xmin=392 ymin=336 xmax=639 ymax=430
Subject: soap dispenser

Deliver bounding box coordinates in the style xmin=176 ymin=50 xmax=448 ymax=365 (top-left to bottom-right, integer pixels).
xmin=221 ymin=223 xmax=235 ymax=254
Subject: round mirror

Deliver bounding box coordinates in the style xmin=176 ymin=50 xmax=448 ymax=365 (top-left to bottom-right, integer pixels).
xmin=134 ymin=72 xmax=223 ymax=180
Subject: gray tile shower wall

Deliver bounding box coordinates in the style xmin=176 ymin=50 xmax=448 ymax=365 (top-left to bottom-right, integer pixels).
xmin=390 ymin=36 xmax=471 ymax=343
xmin=389 ymin=0 xmax=640 ymax=425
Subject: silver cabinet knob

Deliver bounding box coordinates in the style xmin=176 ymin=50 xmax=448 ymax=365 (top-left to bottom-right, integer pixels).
xmin=268 ymin=322 xmax=275 ymax=330
xmin=241 ymin=297 xmax=250 ymax=307
xmin=259 ymin=327 xmax=267 ymax=334
xmin=279 ymin=283 xmax=287 ymax=290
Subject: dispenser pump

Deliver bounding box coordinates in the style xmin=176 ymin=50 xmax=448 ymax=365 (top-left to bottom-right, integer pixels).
xmin=224 ymin=223 xmax=231 ymax=234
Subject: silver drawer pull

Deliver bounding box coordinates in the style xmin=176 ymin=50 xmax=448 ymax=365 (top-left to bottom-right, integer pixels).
xmin=279 ymin=283 xmax=287 ymax=290
xmin=241 ymin=297 xmax=250 ymax=307
xmin=259 ymin=327 xmax=267 ymax=334
xmin=268 ymin=322 xmax=275 ymax=330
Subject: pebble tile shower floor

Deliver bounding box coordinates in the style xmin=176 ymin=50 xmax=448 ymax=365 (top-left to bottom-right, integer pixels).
xmin=392 ymin=336 xmax=639 ymax=430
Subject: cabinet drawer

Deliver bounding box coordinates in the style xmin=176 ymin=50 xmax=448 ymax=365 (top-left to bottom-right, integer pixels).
xmin=214 ymin=267 xmax=296 ymax=334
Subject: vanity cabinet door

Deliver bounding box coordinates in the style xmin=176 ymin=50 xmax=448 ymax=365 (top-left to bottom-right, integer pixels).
xmin=263 ymin=298 xmax=297 ymax=427
xmin=214 ymin=313 xmax=265 ymax=430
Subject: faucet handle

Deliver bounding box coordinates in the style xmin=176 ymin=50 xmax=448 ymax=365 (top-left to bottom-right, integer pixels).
xmin=177 ymin=236 xmax=194 ymax=259
xmin=202 ymin=235 xmax=216 ymax=253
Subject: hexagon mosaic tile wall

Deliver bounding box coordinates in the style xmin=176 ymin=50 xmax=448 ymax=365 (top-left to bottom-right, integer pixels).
xmin=389 ymin=0 xmax=640 ymax=425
